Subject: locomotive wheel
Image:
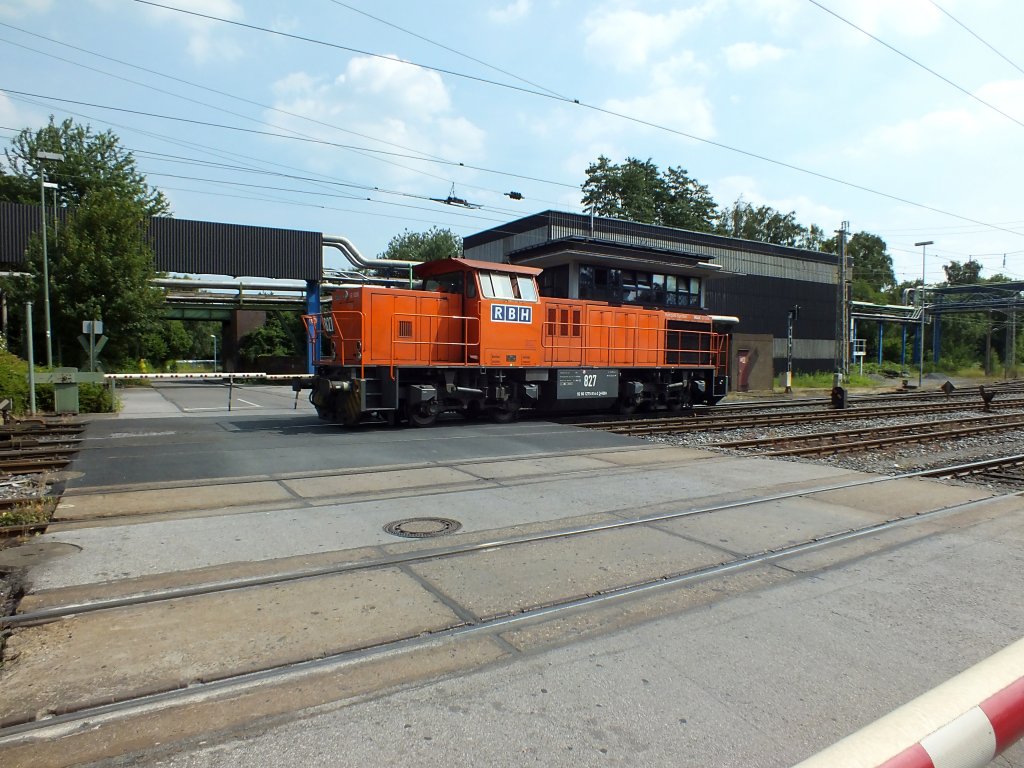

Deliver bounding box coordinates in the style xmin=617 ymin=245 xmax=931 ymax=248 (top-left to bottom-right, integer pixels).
xmin=406 ymin=402 xmax=437 ymax=428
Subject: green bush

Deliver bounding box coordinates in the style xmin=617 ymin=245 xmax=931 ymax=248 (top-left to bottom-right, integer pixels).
xmin=0 ymin=350 xmax=116 ymax=414
xmin=0 ymin=349 xmax=30 ymax=414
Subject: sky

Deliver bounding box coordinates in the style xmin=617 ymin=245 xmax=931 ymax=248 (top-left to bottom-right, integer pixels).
xmin=1 ymin=0 xmax=1023 ymax=287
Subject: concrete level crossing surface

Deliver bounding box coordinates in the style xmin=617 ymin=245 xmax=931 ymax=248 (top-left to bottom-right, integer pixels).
xmin=0 ymin=385 xmax=1021 ymax=767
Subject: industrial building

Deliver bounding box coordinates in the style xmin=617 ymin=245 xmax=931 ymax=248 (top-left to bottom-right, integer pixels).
xmin=464 ymin=210 xmax=840 ymax=391
xmin=3 ymin=201 xmax=843 ymax=388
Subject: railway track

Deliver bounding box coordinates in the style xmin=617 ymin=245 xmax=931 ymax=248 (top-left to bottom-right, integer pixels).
xmin=0 ymin=469 xmax=1016 ymax=751
xmin=712 ymin=415 xmax=1024 ymax=457
xmin=0 ymin=419 xmax=82 ymax=538
xmin=584 ymin=397 xmax=1024 ymax=435
xmin=920 ymin=454 xmax=1024 ymax=484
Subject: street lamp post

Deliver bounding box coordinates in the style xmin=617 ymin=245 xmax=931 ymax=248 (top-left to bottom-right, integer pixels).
xmin=210 ymin=335 xmax=218 ymax=373
xmin=36 ymin=150 xmax=65 ymax=368
xmin=914 ymin=240 xmax=934 ymax=389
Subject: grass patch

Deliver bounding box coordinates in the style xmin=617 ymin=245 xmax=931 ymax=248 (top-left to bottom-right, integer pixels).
xmin=0 ymin=499 xmax=53 ymax=528
xmin=791 ymin=371 xmax=877 ymax=388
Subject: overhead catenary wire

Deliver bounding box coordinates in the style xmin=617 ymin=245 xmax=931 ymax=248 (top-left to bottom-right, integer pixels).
xmin=927 ymin=0 xmax=1024 ymax=76
xmin=0 ymin=21 xmax=582 ymax=211
xmin=324 ymin=0 xmax=571 ymax=100
xmin=8 ymin=5 xmax=1024 ymax=268
xmin=0 ymin=88 xmax=581 ymax=190
xmin=806 ymin=0 xmax=1024 ymax=132
xmin=119 ymin=1 xmax=1024 ymax=242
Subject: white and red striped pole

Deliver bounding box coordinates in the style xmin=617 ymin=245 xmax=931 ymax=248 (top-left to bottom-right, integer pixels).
xmin=794 ymin=637 xmax=1024 ymax=768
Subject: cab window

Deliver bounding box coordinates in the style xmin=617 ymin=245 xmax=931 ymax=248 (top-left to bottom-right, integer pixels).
xmin=424 ymin=272 xmax=464 ymax=294
xmin=479 ymin=271 xmax=538 ymax=302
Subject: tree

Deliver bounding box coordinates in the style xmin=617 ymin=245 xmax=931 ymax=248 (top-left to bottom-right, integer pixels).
xmin=580 ymin=156 xmax=717 ymax=232
xmin=237 ymin=312 xmax=303 ymax=365
xmin=843 ymin=232 xmax=896 ymax=303
xmin=942 ymin=259 xmax=983 ymax=285
xmin=380 ymin=227 xmax=462 ymax=262
xmin=0 ymin=117 xmax=169 ymax=367
xmin=715 ymin=198 xmax=808 ymax=247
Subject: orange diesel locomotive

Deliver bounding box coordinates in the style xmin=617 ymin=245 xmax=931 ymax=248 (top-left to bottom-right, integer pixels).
xmin=301 ymin=257 xmax=730 ymax=426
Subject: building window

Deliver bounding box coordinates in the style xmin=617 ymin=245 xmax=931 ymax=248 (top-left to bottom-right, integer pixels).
xmin=576 ymin=263 xmax=702 ymax=308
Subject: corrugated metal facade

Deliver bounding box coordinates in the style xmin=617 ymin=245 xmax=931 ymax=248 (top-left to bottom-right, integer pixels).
xmin=147 ymin=216 xmax=321 ymax=280
xmin=0 ymin=203 xmax=322 ymax=281
xmin=1 ymin=200 xmax=42 ymax=266
xmin=464 ymin=210 xmax=841 ymax=375
xmin=464 ymin=210 xmax=837 ymax=267
xmin=705 ymin=274 xmax=837 ymax=372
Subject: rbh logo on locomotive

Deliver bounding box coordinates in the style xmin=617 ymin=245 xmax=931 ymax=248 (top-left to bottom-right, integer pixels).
xmin=491 ymin=304 xmax=533 ymax=323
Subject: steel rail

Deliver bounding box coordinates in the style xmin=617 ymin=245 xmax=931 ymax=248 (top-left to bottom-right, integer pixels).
xmin=0 ymin=458 xmax=70 ymax=474
xmin=762 ymin=417 xmax=1024 ymax=457
xmin=0 ymin=489 xmax=1014 ymax=742
xmin=712 ymin=414 xmax=1021 ymax=450
xmin=918 ymin=453 xmax=1024 ymax=479
xmin=606 ymin=399 xmax=1024 ymax=435
xmin=0 ymin=459 xmax=999 ymax=630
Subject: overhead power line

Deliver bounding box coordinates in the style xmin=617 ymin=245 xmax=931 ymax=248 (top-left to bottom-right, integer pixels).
xmin=124 ymin=0 xmax=1024 ymax=241
xmin=325 ymin=0 xmax=570 ymax=100
xmin=0 ymin=23 xmax=580 ymax=210
xmin=806 ymin=0 xmax=1024 ymax=132
xmin=0 ymin=88 xmax=580 ymax=189
xmin=928 ymin=0 xmax=1024 ymax=76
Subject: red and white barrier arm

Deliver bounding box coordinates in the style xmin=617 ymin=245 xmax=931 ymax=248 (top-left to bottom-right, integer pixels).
xmin=794 ymin=637 xmax=1024 ymax=768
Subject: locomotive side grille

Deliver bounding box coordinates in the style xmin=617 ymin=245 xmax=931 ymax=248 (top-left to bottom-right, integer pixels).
xmin=398 ymin=320 xmax=413 ymax=338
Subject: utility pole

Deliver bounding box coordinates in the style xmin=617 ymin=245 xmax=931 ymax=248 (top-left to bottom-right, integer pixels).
xmin=834 ymin=221 xmax=849 ymax=385
xmin=914 ymin=240 xmax=934 ymax=388
xmin=36 ymin=150 xmax=65 ymax=368
xmin=1007 ymin=301 xmax=1018 ymax=379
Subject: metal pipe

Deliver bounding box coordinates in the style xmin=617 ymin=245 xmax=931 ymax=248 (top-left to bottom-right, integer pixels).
xmin=322 ymin=234 xmax=420 ymax=270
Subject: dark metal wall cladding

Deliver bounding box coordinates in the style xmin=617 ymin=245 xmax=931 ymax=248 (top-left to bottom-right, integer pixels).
xmin=1 ymin=204 xmax=322 ymax=279
xmin=464 ymin=209 xmax=836 ymax=265
xmin=147 ymin=217 xmax=322 ymax=280
xmin=705 ymin=274 xmax=836 ymax=337
xmin=0 ymin=201 xmax=38 ymax=266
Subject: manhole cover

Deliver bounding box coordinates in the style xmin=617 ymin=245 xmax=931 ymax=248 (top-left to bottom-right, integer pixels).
xmin=383 ymin=517 xmax=462 ymax=538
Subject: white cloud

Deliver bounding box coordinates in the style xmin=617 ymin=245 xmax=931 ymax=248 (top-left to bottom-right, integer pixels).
xmin=742 ymin=0 xmax=802 ymax=32
xmin=603 ymin=86 xmax=716 ymax=139
xmin=723 ymin=42 xmax=789 ymax=71
xmin=976 ymin=79 xmax=1024 ymax=123
xmin=489 ymin=0 xmax=530 ymax=23
xmin=267 ymin=57 xmax=487 ymax=181
xmin=650 ymin=52 xmax=710 ymax=86
xmin=140 ymin=0 xmax=245 ymax=64
xmin=584 ymin=2 xmax=720 ymax=71
xmin=342 ymin=55 xmax=451 ymax=115
xmin=855 ymin=109 xmax=983 ymax=158
xmin=0 ymin=0 xmax=51 ymax=18
xmin=816 ymin=0 xmax=943 ymax=43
